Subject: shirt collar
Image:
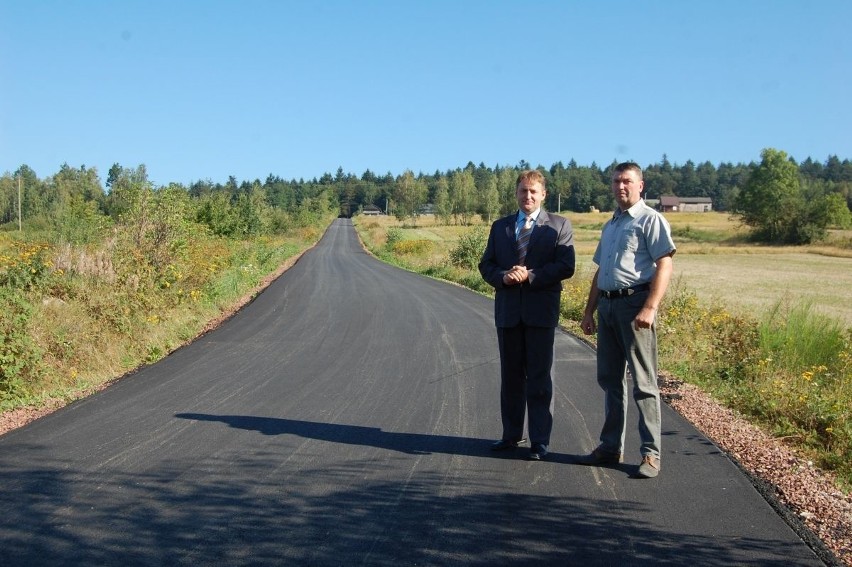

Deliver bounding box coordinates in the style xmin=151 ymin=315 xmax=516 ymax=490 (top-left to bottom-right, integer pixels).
xmin=614 ymin=199 xmax=644 ymax=220
xmin=517 ymin=209 xmax=541 ymax=224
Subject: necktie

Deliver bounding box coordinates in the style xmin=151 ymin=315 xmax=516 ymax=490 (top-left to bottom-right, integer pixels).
xmin=516 ymin=216 xmax=533 ymax=265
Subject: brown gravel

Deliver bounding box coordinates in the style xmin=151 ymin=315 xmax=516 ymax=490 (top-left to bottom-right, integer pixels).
xmin=661 ymin=375 xmax=851 ymax=566
xmin=1 ymin=246 xmax=849 ymax=565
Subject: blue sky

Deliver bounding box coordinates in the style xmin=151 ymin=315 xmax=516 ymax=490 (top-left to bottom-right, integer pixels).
xmin=1 ymin=0 xmax=850 ymax=187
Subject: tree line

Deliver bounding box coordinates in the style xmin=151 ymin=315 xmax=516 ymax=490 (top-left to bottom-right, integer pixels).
xmin=2 ymin=151 xmax=851 ymax=244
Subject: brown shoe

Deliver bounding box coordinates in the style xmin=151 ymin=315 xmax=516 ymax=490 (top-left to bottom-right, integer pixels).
xmin=637 ymin=455 xmax=660 ymax=478
xmin=577 ymin=447 xmax=623 ymax=466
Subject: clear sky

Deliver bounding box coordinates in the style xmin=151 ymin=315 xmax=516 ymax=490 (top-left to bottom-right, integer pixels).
xmin=1 ymin=0 xmax=850 ymax=187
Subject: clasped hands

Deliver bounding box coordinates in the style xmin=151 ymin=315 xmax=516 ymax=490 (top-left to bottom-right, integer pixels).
xmin=502 ymin=265 xmax=529 ymax=285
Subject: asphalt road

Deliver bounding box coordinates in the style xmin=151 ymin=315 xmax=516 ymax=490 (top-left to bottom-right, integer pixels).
xmin=0 ymin=219 xmax=829 ymax=566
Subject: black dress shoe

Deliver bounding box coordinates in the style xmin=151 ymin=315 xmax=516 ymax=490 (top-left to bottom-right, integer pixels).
xmin=528 ymin=444 xmax=548 ymax=461
xmin=491 ymin=438 xmax=526 ymax=451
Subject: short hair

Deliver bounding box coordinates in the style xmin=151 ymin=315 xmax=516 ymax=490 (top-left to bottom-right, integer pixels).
xmin=613 ymin=162 xmax=643 ymax=180
xmin=516 ymin=169 xmax=546 ymax=189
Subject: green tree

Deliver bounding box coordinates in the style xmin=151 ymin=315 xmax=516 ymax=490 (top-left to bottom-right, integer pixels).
xmin=695 ymin=161 xmax=719 ymax=199
xmin=392 ymin=170 xmax=427 ymax=225
xmin=733 ymin=148 xmax=806 ymax=243
xmin=110 ymin=171 xmax=197 ymax=292
xmin=234 ymin=184 xmax=273 ymax=236
xmin=49 ymin=164 xmax=105 ymax=215
xmin=433 ymin=176 xmax=452 ymax=225
xmin=56 ymin=196 xmax=112 ymax=245
xmin=496 ymin=167 xmax=517 ymax=215
xmin=823 ymin=192 xmax=852 ymax=228
xmin=104 ymin=165 xmax=149 ymax=220
xmin=679 ymin=160 xmax=700 ymax=196
xmin=734 ymin=149 xmax=800 ymax=242
xmin=549 ymin=162 xmax=571 ymax=212
xmin=0 ymin=173 xmax=16 ymax=224
xmin=195 ymin=191 xmax=237 ymax=236
xmin=106 ymin=163 xmax=122 ymax=190
xmin=567 ymin=166 xmax=607 ymax=212
xmin=14 ymin=165 xmax=46 ymax=221
xmin=479 ymin=173 xmax=500 ymax=224
xmin=449 ymin=169 xmax=477 ymax=225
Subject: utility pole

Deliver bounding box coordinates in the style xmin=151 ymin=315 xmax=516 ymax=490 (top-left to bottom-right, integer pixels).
xmin=17 ymin=174 xmax=22 ymax=231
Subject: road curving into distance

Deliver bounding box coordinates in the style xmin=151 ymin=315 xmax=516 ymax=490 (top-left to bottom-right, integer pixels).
xmin=0 ymin=218 xmax=831 ymax=565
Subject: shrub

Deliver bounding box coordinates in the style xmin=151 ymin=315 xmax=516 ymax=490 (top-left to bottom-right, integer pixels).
xmin=0 ymin=241 xmax=56 ymax=291
xmin=559 ymin=280 xmax=590 ymax=322
xmin=0 ymin=289 xmax=43 ymax=405
xmin=392 ymin=239 xmax=434 ymax=255
xmin=658 ymin=288 xmax=761 ymax=385
xmin=449 ymin=227 xmax=486 ymax=269
xmin=385 ymin=227 xmax=403 ymax=250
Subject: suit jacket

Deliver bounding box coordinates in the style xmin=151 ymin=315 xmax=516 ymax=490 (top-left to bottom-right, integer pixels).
xmin=478 ymin=210 xmax=575 ymax=328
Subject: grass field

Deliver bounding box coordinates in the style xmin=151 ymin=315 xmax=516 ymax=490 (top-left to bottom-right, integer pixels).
xmin=672 ymin=253 xmax=852 ymax=326
xmin=376 ymin=211 xmax=852 ymax=328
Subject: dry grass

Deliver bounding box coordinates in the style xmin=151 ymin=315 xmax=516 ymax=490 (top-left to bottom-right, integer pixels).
xmin=365 ymin=212 xmax=852 ymax=328
xmin=672 ymin=253 xmax=852 ymax=327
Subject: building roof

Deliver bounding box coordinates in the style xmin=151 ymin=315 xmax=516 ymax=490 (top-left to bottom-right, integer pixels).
xmin=658 ymin=195 xmax=712 ymax=205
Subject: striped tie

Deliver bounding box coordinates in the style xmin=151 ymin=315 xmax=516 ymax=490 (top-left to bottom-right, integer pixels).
xmin=516 ymin=215 xmax=533 ymax=265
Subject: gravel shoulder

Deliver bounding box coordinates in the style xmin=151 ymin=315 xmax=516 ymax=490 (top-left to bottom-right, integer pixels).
xmin=660 ymin=375 xmax=850 ymax=566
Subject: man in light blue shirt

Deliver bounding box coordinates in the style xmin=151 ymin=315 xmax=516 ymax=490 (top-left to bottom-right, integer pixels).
xmin=579 ymin=162 xmax=676 ymax=478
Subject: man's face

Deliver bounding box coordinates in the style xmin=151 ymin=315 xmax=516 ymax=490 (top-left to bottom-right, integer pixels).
xmin=611 ymin=169 xmax=644 ymax=210
xmin=516 ymin=179 xmax=546 ymax=214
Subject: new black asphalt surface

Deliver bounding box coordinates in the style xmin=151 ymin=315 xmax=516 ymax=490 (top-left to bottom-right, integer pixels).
xmin=0 ymin=219 xmax=830 ymax=566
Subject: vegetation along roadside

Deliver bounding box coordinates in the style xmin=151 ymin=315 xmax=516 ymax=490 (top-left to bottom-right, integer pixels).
xmin=0 ymin=164 xmax=339 ymax=422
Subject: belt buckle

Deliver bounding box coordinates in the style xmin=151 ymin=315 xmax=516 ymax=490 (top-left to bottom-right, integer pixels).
xmin=626 ymin=288 xmax=635 ymax=296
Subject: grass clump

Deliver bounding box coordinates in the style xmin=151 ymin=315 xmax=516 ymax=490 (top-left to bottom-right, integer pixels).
xmin=659 ymin=287 xmax=852 ymax=487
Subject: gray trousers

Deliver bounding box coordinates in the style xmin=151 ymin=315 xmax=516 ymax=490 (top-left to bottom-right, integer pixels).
xmin=596 ymin=291 xmax=662 ymax=458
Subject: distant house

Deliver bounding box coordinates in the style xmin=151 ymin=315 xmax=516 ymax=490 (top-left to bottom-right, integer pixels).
xmin=656 ymin=196 xmax=712 ymax=212
xmin=680 ymin=197 xmax=713 ymax=212
xmin=361 ymin=204 xmax=384 ymax=216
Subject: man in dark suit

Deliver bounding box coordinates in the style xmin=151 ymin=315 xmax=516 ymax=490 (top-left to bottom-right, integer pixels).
xmin=478 ymin=170 xmax=576 ymax=461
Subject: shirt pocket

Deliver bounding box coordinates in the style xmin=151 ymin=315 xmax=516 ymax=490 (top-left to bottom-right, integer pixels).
xmin=622 ymin=226 xmax=640 ymax=253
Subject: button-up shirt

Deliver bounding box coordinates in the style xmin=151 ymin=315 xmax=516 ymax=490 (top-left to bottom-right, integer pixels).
xmin=593 ymin=200 xmax=676 ymax=292
xmin=515 ymin=209 xmax=540 ymax=239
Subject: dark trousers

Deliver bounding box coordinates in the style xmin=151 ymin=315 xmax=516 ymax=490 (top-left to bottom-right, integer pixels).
xmin=496 ymin=324 xmax=556 ymax=447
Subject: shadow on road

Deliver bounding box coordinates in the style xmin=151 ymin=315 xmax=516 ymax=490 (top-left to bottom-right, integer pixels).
xmin=176 ymin=412 xmax=498 ymax=457
xmin=172 ymin=414 xmax=702 ymax=477
xmin=0 ymin=445 xmax=813 ymax=566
